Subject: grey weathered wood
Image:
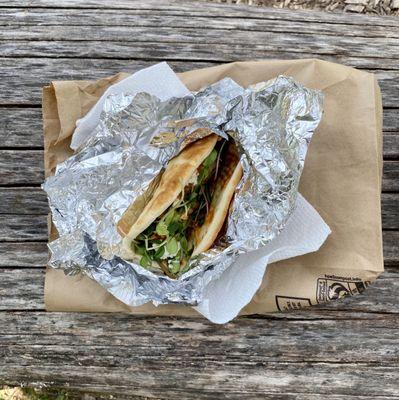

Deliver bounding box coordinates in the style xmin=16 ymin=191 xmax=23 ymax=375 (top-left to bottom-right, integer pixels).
xmin=3 ymin=8 xmax=399 ymax=39
xmin=0 ymin=215 xmax=47 ymax=241
xmin=382 ymin=193 xmax=399 ymax=230
xmin=0 ymin=0 xmax=398 ymax=28
xmin=0 ymin=268 xmax=45 ymax=310
xmin=384 ymin=109 xmax=399 ymax=133
xmin=0 ymin=267 xmax=396 ymax=314
xmin=0 ymin=150 xmax=44 ymax=185
xmin=0 ymin=242 xmax=48 ymax=267
xmin=383 ymin=231 xmax=399 ymax=266
xmin=384 ymin=161 xmax=399 ymax=192
xmin=3 ymin=24 xmax=399 ymax=60
xmin=384 ymin=135 xmax=399 ymax=159
xmin=1 ymin=151 xmax=397 ymax=190
xmin=5 ymin=40 xmax=399 ymax=72
xmin=0 ymin=188 xmax=48 ymax=214
xmin=0 ymin=57 xmax=398 ymax=107
xmin=0 ymin=309 xmax=398 ymax=398
xmin=0 ymin=108 xmax=43 ymax=148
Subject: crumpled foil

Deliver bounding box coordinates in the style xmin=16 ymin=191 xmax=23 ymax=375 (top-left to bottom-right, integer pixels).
xmin=42 ymin=75 xmax=323 ymax=306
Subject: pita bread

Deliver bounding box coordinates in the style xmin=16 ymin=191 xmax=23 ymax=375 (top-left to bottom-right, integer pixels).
xmin=192 ymin=141 xmax=243 ymax=256
xmin=120 ymin=134 xmax=218 ymax=258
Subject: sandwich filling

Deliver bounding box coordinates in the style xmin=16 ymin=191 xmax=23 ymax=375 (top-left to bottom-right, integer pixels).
xmin=132 ymin=140 xmax=226 ymax=277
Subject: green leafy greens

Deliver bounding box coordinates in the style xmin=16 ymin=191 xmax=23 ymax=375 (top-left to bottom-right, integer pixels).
xmin=132 ymin=143 xmax=223 ymax=278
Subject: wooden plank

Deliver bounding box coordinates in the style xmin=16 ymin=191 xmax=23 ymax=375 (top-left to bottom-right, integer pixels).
xmin=0 ymin=215 xmax=47 ymax=241
xmin=5 ymin=40 xmax=399 ymax=71
xmin=0 ymin=267 xmax=397 ymax=313
xmin=382 ymin=193 xmax=399 ymax=230
xmin=0 ymin=107 xmax=43 ymax=148
xmin=0 ymin=0 xmax=398 ymax=28
xmin=384 ymin=161 xmax=399 ymax=192
xmin=0 ymin=268 xmax=45 ymax=310
xmin=0 ymin=188 xmax=48 ymax=214
xmin=0 ymin=242 xmax=48 ymax=267
xmin=0 ymin=309 xmax=398 ymax=398
xmin=383 ymin=231 xmax=399 ymax=266
xmin=2 ymin=364 xmax=398 ymax=400
xmin=1 ymin=151 xmax=397 ymax=189
xmin=3 ymin=25 xmax=399 ymax=61
xmin=0 ymin=57 xmax=398 ymax=107
xmin=384 ymin=135 xmax=399 ymax=159
xmin=0 ymin=150 xmax=44 ymax=185
xmin=3 ymin=8 xmax=399 ymax=39
xmin=384 ymin=109 xmax=399 ymax=133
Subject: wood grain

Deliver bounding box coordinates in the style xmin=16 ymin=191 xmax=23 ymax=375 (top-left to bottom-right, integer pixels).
xmin=0 ymin=0 xmax=398 ymax=27
xmin=0 ymin=188 xmax=47 ymax=214
xmin=5 ymin=40 xmax=399 ymax=71
xmin=1 ymin=60 xmax=399 ymax=107
xmin=0 ymin=308 xmax=398 ymax=398
xmin=0 ymin=150 xmax=44 ymax=185
xmin=0 ymin=215 xmax=47 ymax=241
xmin=0 ymin=108 xmax=43 ymax=148
xmin=3 ymin=22 xmax=399 ymax=58
xmin=383 ymin=231 xmax=399 ymax=266
xmin=383 ymin=161 xmax=399 ymax=192
xmin=0 ymin=242 xmax=48 ymax=267
xmin=4 ymin=8 xmax=399 ymax=38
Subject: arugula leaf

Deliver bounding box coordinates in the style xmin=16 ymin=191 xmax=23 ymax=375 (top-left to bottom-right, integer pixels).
xmin=166 ymin=237 xmax=179 ymax=256
xmin=204 ymin=149 xmax=218 ymax=168
xmin=133 ymin=242 xmax=146 ymax=256
xmin=154 ymin=245 xmax=165 ymax=260
xmin=156 ymin=220 xmax=169 ymax=237
xmin=140 ymin=254 xmax=152 ymax=269
xmin=168 ymin=220 xmax=183 ymax=235
xmin=169 ymin=260 xmax=180 ymax=274
xmin=180 ymin=236 xmax=188 ymax=252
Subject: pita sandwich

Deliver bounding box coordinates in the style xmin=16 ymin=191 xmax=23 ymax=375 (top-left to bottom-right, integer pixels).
xmin=118 ymin=133 xmax=243 ymax=278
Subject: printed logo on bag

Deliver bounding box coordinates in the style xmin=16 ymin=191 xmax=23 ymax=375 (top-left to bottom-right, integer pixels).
xmin=275 ymin=296 xmax=312 ymax=312
xmin=316 ymin=274 xmax=370 ymax=303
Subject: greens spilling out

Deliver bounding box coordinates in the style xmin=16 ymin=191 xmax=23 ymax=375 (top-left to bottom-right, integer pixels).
xmin=132 ymin=140 xmax=226 ymax=278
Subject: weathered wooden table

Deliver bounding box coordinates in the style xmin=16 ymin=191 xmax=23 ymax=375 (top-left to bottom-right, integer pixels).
xmin=1 ymin=1 xmax=398 ymax=398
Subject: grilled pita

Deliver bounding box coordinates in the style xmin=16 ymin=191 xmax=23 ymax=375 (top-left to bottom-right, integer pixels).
xmin=192 ymin=142 xmax=242 ymax=256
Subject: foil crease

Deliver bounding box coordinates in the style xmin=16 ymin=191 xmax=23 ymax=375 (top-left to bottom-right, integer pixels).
xmin=43 ymin=75 xmax=323 ymax=306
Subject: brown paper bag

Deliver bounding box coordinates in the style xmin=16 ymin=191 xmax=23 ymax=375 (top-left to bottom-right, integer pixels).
xmin=43 ymin=59 xmax=383 ymax=315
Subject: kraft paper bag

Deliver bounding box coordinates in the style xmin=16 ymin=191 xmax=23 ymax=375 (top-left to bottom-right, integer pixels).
xmin=43 ymin=59 xmax=383 ymax=315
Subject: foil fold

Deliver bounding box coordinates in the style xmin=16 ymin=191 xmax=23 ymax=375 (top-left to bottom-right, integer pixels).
xmin=43 ymin=75 xmax=323 ymax=306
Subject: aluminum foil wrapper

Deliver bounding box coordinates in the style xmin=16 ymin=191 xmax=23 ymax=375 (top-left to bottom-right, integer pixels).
xmin=43 ymin=76 xmax=323 ymax=306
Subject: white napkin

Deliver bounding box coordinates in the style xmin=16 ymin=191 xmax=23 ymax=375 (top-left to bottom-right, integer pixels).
xmin=71 ymin=62 xmax=331 ymax=323
xmin=71 ymin=62 xmax=190 ymax=150
xmin=195 ymin=194 xmax=331 ymax=323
